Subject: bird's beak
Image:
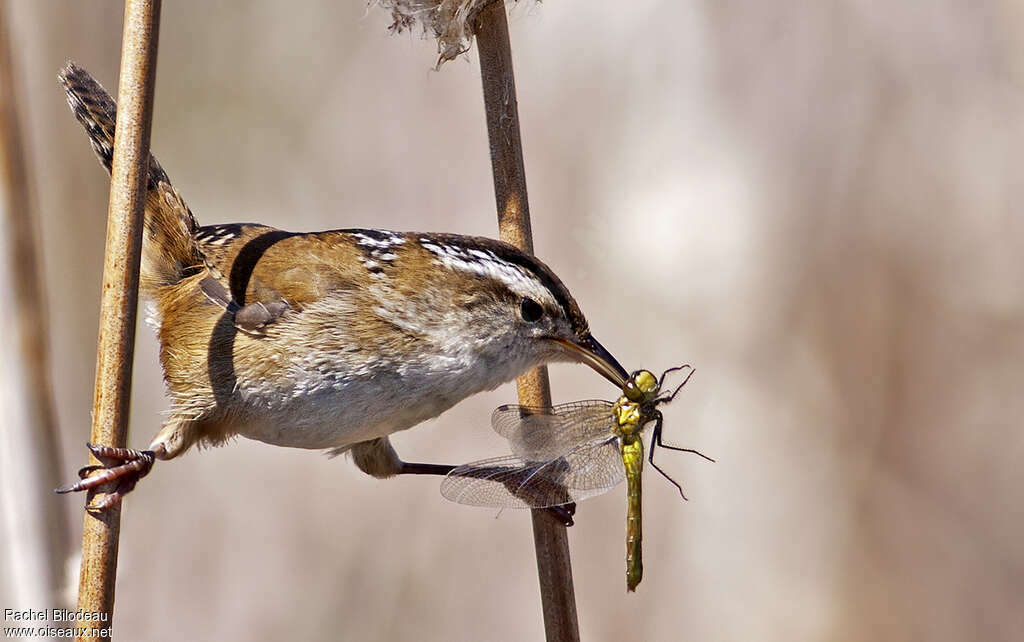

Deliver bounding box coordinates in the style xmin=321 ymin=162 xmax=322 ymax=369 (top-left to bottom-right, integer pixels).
xmin=552 ymin=333 xmax=629 ymax=388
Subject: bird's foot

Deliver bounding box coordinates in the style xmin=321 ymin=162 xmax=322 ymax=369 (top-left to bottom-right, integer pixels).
xmin=56 ymin=443 xmax=155 ymax=510
xmin=542 ymin=503 xmax=576 ymax=527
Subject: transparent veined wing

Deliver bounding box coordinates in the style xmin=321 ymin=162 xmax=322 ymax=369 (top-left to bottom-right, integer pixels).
xmin=440 ymin=434 xmax=625 ymax=509
xmin=491 ymin=400 xmax=617 ymax=461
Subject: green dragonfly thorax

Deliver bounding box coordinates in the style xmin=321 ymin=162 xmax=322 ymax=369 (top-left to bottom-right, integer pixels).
xmin=613 ymin=369 xmax=661 ymax=438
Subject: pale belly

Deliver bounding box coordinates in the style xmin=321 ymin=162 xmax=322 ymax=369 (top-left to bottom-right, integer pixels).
xmin=228 ymin=362 xmax=506 ymax=451
xmin=235 ymin=387 xmax=458 ymax=450
xmin=221 ymin=311 xmax=547 ymax=451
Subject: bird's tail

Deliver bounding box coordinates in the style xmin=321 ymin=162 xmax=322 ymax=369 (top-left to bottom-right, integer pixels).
xmin=59 ymin=61 xmax=203 ymax=294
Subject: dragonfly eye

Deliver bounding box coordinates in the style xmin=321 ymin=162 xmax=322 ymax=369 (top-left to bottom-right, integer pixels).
xmin=623 ymin=378 xmax=642 ymax=402
xmin=635 ymin=370 xmax=658 ymax=394
xmin=624 ymin=369 xmax=659 ymax=402
xmin=623 ymin=369 xmax=659 ymax=402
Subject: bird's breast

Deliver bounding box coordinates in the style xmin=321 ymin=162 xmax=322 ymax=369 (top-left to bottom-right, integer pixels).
xmin=230 ymin=345 xmax=532 ymax=451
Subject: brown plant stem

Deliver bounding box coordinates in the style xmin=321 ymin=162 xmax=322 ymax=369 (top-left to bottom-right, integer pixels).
xmin=74 ymin=1 xmax=161 ymax=639
xmin=0 ymin=0 xmax=68 ymax=615
xmin=474 ymin=3 xmax=581 ymax=641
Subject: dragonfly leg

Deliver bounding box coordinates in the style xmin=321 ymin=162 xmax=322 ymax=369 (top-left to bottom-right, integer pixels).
xmin=648 ymin=414 xmax=714 ymax=501
xmin=648 ymin=455 xmax=688 ymax=501
xmin=656 ymin=364 xmax=692 ymax=391
xmin=656 ymin=365 xmax=696 ymax=403
xmin=652 ymin=413 xmax=715 ymax=463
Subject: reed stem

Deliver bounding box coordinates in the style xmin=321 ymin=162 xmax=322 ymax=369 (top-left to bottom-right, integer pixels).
xmin=474 ymin=3 xmax=581 ymax=640
xmin=74 ymin=2 xmax=161 ymax=639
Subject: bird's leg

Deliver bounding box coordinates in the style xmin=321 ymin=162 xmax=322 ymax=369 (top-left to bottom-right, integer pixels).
xmin=351 ymin=437 xmax=575 ymax=526
xmin=401 ymin=460 xmax=576 ymax=527
xmin=395 ymin=462 xmax=456 ymax=476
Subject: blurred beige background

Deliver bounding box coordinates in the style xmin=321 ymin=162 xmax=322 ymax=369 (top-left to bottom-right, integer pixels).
xmin=2 ymin=1 xmax=1022 ymax=640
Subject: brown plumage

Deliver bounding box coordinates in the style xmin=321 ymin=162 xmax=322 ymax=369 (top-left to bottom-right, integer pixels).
xmin=60 ymin=62 xmax=202 ymax=294
xmin=57 ymin=62 xmax=628 ymax=509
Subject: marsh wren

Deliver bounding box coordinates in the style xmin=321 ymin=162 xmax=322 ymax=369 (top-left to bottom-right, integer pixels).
xmin=56 ymin=63 xmax=629 ymax=509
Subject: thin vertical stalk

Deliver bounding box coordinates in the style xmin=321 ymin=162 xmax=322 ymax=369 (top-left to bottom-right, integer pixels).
xmin=74 ymin=1 xmax=160 ymax=639
xmin=474 ymin=3 xmax=581 ymax=641
xmin=0 ymin=0 xmax=68 ymax=618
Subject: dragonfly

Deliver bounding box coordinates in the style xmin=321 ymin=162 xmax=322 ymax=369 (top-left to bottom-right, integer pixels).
xmin=441 ymin=365 xmax=713 ymax=591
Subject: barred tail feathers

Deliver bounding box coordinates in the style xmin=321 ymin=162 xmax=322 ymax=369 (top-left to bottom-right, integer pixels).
xmin=59 ymin=61 xmax=202 ymax=293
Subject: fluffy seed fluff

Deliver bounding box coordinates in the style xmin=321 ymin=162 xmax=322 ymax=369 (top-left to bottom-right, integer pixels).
xmin=375 ymin=0 xmax=538 ymax=68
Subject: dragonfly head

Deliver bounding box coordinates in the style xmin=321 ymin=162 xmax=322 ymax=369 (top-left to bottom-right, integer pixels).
xmin=623 ymin=369 xmax=660 ymax=403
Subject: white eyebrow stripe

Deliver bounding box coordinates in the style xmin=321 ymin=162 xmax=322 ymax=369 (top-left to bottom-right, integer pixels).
xmin=419 ymin=240 xmax=554 ymax=305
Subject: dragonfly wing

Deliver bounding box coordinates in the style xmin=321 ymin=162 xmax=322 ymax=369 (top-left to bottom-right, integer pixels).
xmin=441 ymin=437 xmax=625 ymax=509
xmin=557 ymin=436 xmax=628 ymax=494
xmin=491 ymin=401 xmax=616 ymax=461
xmin=441 ymin=454 xmax=564 ymax=509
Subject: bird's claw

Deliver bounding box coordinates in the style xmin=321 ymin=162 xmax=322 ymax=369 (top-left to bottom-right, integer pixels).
xmin=56 ymin=442 xmax=155 ymax=510
xmin=544 ymin=502 xmax=576 ymax=527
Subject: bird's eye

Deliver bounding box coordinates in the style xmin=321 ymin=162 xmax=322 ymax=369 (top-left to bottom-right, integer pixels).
xmin=520 ymin=297 xmax=544 ymax=322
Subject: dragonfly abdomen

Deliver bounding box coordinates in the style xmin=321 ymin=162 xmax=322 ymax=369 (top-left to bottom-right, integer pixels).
xmin=622 ymin=437 xmax=644 ymax=591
